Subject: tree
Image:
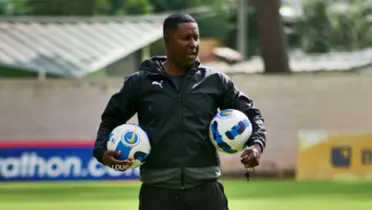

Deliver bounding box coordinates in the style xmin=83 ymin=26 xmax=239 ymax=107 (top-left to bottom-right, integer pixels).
xmin=296 ymin=0 xmax=372 ymax=53
xmin=253 ymin=0 xmax=290 ymax=73
xmin=295 ymin=0 xmax=332 ymax=53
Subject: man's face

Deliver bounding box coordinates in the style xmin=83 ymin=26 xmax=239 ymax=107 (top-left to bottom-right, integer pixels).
xmin=166 ymin=22 xmax=200 ymax=67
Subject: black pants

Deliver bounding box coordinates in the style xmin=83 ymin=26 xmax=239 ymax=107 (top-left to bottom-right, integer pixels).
xmin=139 ymin=180 xmax=229 ymax=210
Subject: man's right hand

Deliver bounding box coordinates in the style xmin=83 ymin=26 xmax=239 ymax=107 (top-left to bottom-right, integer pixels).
xmin=102 ymin=151 xmax=134 ymax=171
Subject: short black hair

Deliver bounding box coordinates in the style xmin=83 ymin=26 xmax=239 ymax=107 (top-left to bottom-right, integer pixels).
xmin=163 ymin=13 xmax=196 ymax=36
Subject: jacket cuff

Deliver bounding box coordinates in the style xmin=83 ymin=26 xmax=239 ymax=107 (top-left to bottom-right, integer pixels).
xmin=93 ymin=147 xmax=107 ymax=164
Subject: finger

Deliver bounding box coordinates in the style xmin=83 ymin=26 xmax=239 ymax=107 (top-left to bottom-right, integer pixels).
xmin=240 ymin=153 xmax=255 ymax=165
xmin=114 ymin=150 xmax=122 ymax=157
xmin=240 ymin=148 xmax=254 ymax=158
xmin=116 ymin=160 xmax=134 ymax=166
xmin=106 ymin=150 xmax=121 ymax=156
xmin=127 ymin=160 xmax=134 ymax=166
xmin=240 ymin=151 xmax=252 ymax=161
xmin=241 ymin=157 xmax=250 ymax=165
xmin=240 ymin=150 xmax=248 ymax=158
xmin=118 ymin=157 xmax=134 ymax=165
xmin=240 ymin=153 xmax=249 ymax=160
xmin=110 ymin=158 xmax=133 ymax=165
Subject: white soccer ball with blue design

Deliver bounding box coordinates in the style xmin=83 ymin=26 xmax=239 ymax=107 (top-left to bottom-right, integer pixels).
xmin=209 ymin=109 xmax=253 ymax=154
xmin=107 ymin=124 xmax=151 ymax=168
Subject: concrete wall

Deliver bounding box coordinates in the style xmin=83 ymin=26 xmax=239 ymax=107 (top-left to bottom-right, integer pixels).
xmin=106 ymin=51 xmax=141 ymax=77
xmin=1 ymin=72 xmax=371 ymax=174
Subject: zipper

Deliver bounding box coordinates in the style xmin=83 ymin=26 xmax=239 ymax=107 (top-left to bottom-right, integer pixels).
xmin=178 ymin=71 xmax=195 ymax=190
xmin=158 ymin=69 xmax=196 ymax=190
xmin=178 ymin=81 xmax=185 ymax=190
xmin=179 ymin=93 xmax=185 ymax=190
xmin=160 ymin=73 xmax=186 ymax=190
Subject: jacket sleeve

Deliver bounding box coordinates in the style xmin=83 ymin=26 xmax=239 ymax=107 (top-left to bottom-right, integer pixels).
xmin=93 ymin=74 xmax=140 ymax=164
xmin=218 ymin=73 xmax=267 ymax=152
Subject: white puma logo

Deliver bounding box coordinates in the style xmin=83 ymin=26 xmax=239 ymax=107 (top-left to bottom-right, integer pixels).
xmin=152 ymin=80 xmax=163 ymax=88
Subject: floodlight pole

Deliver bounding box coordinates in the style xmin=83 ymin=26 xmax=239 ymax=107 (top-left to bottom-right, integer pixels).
xmin=237 ymin=0 xmax=247 ymax=60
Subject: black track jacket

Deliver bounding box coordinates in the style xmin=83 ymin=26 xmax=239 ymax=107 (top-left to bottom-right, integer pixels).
xmin=93 ymin=56 xmax=267 ymax=190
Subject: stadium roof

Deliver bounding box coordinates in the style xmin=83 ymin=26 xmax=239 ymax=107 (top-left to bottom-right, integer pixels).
xmin=205 ymin=48 xmax=372 ymax=74
xmin=0 ymin=15 xmax=166 ymax=78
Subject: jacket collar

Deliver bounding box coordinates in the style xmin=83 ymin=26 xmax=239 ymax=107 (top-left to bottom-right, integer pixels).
xmin=140 ymin=56 xmax=201 ymax=77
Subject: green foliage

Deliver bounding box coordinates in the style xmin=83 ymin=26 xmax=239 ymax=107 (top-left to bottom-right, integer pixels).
xmin=20 ymin=0 xmax=152 ymax=16
xmin=123 ymin=0 xmax=152 ymax=15
xmin=328 ymin=0 xmax=372 ymax=51
xmin=295 ymin=0 xmax=332 ymax=53
xmin=0 ymin=66 xmax=38 ymax=78
xmin=12 ymin=0 xmax=226 ymax=16
xmin=296 ymin=0 xmax=372 ymax=53
xmin=24 ymin=0 xmax=96 ymax=16
xmin=96 ymin=0 xmax=152 ymax=15
xmin=150 ymin=0 xmax=223 ymax=13
xmin=0 ymin=0 xmax=30 ymax=15
xmin=151 ymin=0 xmax=194 ymax=12
xmin=194 ymin=5 xmax=233 ymax=41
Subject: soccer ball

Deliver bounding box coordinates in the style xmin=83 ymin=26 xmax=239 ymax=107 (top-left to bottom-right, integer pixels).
xmin=106 ymin=123 xmax=151 ymax=168
xmin=209 ymin=109 xmax=252 ymax=154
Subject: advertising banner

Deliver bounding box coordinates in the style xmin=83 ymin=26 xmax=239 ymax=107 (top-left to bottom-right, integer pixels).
xmin=0 ymin=141 xmax=140 ymax=182
xmin=296 ymin=131 xmax=372 ymax=181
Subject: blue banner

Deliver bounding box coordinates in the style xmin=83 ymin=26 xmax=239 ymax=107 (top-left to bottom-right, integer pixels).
xmin=0 ymin=141 xmax=140 ymax=182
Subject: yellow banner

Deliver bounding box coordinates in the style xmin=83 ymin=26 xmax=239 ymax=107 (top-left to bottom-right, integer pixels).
xmin=296 ymin=131 xmax=372 ymax=180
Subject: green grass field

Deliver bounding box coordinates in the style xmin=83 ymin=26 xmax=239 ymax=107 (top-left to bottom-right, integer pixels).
xmin=0 ymin=179 xmax=371 ymax=210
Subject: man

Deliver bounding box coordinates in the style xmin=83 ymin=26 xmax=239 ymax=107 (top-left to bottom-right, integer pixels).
xmin=93 ymin=13 xmax=266 ymax=210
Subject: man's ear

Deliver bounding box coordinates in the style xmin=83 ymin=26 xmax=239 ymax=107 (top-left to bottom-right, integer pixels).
xmin=164 ymin=35 xmax=169 ymax=43
xmin=164 ymin=28 xmax=175 ymax=43
xmin=164 ymin=31 xmax=172 ymax=44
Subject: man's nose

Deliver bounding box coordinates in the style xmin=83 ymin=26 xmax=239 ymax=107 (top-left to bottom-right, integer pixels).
xmin=190 ymin=41 xmax=198 ymax=48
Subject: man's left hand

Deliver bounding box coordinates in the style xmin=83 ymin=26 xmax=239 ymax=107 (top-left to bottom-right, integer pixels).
xmin=240 ymin=144 xmax=262 ymax=167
